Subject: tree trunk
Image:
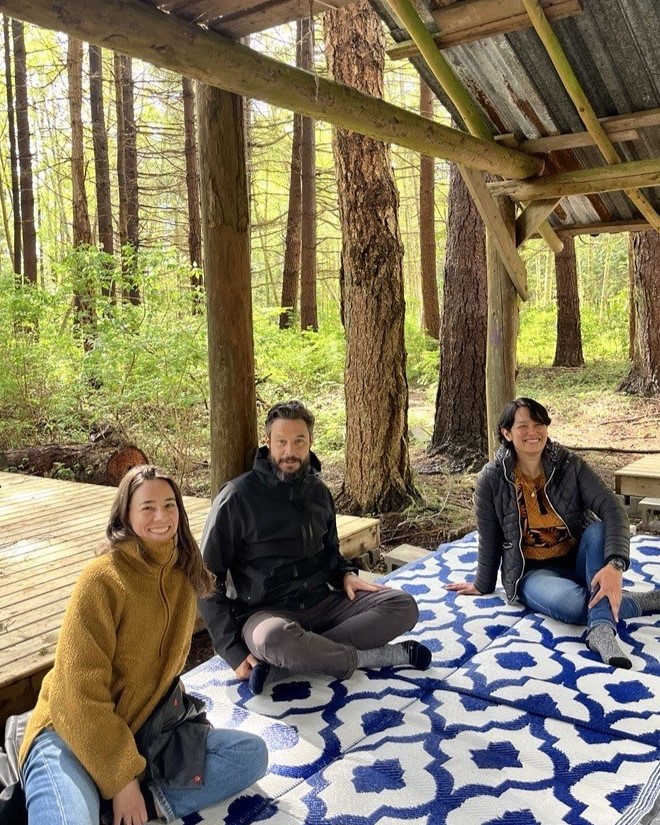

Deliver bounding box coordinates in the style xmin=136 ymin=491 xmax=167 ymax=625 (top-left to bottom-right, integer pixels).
xmin=419 ymin=79 xmax=440 ymax=340
xmin=325 ymin=1 xmax=416 ymax=514
xmin=67 ymin=36 xmax=96 ymax=351
xmin=553 ymin=234 xmax=584 ymax=367
xmin=430 ymin=162 xmax=488 ymax=469
xmin=299 ymin=17 xmax=317 ymax=332
xmin=619 ymin=231 xmax=660 ymax=395
xmin=197 ymin=84 xmax=258 ymax=495
xmin=115 ymin=52 xmax=140 ymax=304
xmin=0 ymin=439 xmax=148 ymax=486
xmin=279 ymin=20 xmax=303 ymax=331
xmin=3 ymin=17 xmax=20 ymax=276
xmin=89 ymin=43 xmax=115 ymax=300
xmin=182 ymin=76 xmax=203 ymax=289
xmin=628 ymin=233 xmax=636 ymax=362
xmin=12 ymin=19 xmax=37 ymax=284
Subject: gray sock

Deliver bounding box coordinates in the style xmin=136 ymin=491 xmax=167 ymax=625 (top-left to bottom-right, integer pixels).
xmin=356 ymin=641 xmax=432 ymax=671
xmin=625 ymin=589 xmax=660 ymax=614
xmin=587 ymin=624 xmax=632 ymax=669
xmin=356 ymin=644 xmax=409 ymax=669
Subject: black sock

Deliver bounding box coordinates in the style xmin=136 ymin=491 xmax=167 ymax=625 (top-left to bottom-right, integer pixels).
xmin=248 ymin=661 xmax=271 ymax=695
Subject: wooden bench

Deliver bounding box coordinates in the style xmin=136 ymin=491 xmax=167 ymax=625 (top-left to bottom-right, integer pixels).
xmin=0 ymin=471 xmax=379 ymax=725
xmin=615 ymin=454 xmax=660 ymax=501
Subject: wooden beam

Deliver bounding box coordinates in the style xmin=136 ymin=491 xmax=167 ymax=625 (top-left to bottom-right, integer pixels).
xmin=460 ymin=167 xmax=528 ymax=299
xmin=486 ymin=196 xmax=518 ymax=457
xmin=1 ymin=0 xmax=543 ymax=181
xmin=489 ymin=158 xmax=660 ymax=200
xmin=519 ymin=108 xmax=660 ymax=153
xmin=387 ymin=0 xmax=582 ymax=60
xmin=550 ymin=219 xmax=652 ymax=237
xmin=198 ymin=84 xmax=258 ymax=494
xmin=383 ymin=0 xmax=563 ymax=291
xmin=214 ymin=0 xmax=350 ymax=38
xmin=516 ymin=198 xmax=562 ymax=245
xmin=520 ymin=0 xmax=660 ymax=232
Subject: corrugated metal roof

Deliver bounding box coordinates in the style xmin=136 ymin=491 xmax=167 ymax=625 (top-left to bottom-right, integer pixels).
xmin=372 ymin=0 xmax=660 ymax=229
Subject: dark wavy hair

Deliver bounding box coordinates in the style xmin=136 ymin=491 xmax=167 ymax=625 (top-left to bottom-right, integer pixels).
xmin=265 ymin=399 xmax=315 ymax=437
xmin=102 ymin=465 xmax=215 ymax=597
xmin=497 ymin=397 xmax=552 ymax=450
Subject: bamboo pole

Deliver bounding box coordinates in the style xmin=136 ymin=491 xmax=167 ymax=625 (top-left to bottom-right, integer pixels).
xmin=520 ymin=0 xmax=660 ymax=232
xmin=489 ymin=157 xmax=660 ymax=200
xmin=384 ymin=0 xmax=563 ymax=265
xmin=1 ymin=0 xmax=543 ymax=180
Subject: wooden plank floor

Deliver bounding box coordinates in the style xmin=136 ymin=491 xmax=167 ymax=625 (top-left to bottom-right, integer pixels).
xmin=0 ymin=471 xmax=379 ymax=721
xmin=615 ymin=454 xmax=660 ymax=499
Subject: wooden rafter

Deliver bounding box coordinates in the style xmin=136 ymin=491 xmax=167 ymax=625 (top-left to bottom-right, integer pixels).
xmin=0 ymin=0 xmax=543 ymax=182
xmin=386 ymin=0 xmax=582 ymax=60
xmin=515 ymin=198 xmax=562 ymax=246
xmin=552 ymin=219 xmax=651 ymax=236
xmin=383 ymin=0 xmax=565 ymax=293
xmin=489 ymin=158 xmax=660 ymax=200
xmin=520 ymin=0 xmax=660 ymax=233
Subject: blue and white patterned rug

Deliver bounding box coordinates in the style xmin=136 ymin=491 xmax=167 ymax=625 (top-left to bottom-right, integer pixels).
xmin=181 ymin=533 xmax=660 ymax=825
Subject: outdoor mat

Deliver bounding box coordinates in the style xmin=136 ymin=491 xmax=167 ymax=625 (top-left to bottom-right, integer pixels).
xmin=180 ymin=533 xmax=660 ymax=825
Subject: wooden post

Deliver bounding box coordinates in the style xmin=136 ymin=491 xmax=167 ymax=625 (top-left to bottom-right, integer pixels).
xmin=197 ymin=84 xmax=257 ymax=496
xmin=486 ymin=196 xmax=518 ymax=456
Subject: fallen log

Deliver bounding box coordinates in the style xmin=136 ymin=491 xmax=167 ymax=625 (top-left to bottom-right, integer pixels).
xmin=0 ymin=438 xmax=148 ymax=486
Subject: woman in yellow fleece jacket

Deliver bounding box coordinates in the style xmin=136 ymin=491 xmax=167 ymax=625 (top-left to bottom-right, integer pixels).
xmin=20 ymin=465 xmax=267 ymax=825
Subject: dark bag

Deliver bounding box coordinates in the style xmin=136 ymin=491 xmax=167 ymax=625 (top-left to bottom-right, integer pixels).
xmin=134 ymin=678 xmax=211 ymax=790
xmin=0 ymin=712 xmax=31 ymax=825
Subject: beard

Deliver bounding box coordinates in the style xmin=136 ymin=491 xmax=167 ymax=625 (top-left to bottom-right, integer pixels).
xmin=269 ymin=453 xmax=311 ymax=482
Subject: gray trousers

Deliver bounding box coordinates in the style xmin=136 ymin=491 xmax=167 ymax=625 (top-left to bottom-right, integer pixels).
xmin=242 ymin=588 xmax=419 ymax=680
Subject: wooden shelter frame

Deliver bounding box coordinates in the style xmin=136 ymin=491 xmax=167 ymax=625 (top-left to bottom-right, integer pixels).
xmin=1 ymin=0 xmax=659 ymax=472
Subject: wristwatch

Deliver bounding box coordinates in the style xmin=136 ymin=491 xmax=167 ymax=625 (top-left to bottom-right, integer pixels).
xmin=607 ymin=557 xmax=626 ymax=572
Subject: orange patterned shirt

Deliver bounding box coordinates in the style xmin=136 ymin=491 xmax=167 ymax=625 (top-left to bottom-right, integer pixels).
xmin=514 ymin=467 xmax=576 ymax=562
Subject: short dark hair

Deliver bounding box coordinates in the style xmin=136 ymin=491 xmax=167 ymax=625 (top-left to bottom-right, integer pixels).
xmin=497 ymin=397 xmax=551 ymax=448
xmin=265 ymin=400 xmax=315 ymax=436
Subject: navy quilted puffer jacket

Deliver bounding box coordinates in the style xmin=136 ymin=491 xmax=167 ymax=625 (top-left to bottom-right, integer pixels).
xmin=473 ymin=441 xmax=630 ymax=603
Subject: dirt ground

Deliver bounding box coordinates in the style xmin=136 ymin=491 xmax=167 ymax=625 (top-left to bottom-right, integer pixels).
xmin=185 ymin=394 xmax=660 ymax=670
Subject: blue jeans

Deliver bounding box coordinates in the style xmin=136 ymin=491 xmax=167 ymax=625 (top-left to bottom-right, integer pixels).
xmin=517 ymin=521 xmax=641 ymax=631
xmin=22 ymin=727 xmax=268 ymax=824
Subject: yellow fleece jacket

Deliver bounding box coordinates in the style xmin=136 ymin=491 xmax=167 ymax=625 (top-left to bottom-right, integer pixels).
xmin=19 ymin=538 xmax=197 ymax=799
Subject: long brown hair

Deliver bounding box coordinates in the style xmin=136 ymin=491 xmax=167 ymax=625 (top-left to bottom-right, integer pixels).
xmin=103 ymin=465 xmax=215 ymax=598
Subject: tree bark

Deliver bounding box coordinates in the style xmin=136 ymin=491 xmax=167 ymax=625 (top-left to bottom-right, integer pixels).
xmin=114 ymin=52 xmax=140 ymax=304
xmin=67 ymin=36 xmax=96 ymax=350
xmin=12 ymin=19 xmax=37 ymax=284
xmin=182 ymin=76 xmax=203 ymax=288
xmin=197 ymin=84 xmax=258 ymax=495
xmin=299 ymin=17 xmax=317 ymax=332
xmin=553 ymin=234 xmax=584 ymax=367
xmin=325 ymin=1 xmax=416 ymax=513
xmin=419 ymin=79 xmax=440 ymax=340
xmin=3 ymin=17 xmax=20 ymax=276
xmin=88 ymin=43 xmax=115 ymax=300
xmin=0 ymin=440 xmax=148 ymax=486
xmin=279 ymin=20 xmax=303 ymax=331
xmin=619 ymin=231 xmax=660 ymax=395
xmin=628 ymin=233 xmax=636 ymax=362
xmin=430 ymin=162 xmax=488 ymax=469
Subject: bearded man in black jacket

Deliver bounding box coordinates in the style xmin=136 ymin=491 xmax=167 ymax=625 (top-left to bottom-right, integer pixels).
xmin=199 ymin=400 xmax=430 ymax=695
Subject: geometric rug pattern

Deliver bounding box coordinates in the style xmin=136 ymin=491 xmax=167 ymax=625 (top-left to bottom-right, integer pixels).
xmin=181 ymin=533 xmax=660 ymax=825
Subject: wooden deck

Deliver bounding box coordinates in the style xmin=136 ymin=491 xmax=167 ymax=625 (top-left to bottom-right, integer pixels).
xmin=0 ymin=471 xmax=379 ymax=724
xmin=615 ymin=454 xmax=660 ymax=500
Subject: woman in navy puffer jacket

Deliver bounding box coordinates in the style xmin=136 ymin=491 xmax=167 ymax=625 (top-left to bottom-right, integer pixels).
xmin=447 ymin=397 xmax=660 ymax=669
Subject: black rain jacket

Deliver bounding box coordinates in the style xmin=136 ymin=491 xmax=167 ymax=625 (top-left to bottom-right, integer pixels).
xmin=199 ymin=447 xmax=358 ymax=670
xmin=473 ymin=441 xmax=630 ymax=602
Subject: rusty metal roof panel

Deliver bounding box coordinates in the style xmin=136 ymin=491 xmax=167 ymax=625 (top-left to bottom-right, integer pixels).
xmin=374 ymin=0 xmax=660 ymax=229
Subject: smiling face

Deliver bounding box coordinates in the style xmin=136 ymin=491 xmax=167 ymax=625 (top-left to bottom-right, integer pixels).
xmin=128 ymin=478 xmax=179 ymax=544
xmin=500 ymin=405 xmax=548 ymax=462
xmin=266 ymin=417 xmax=312 ymax=481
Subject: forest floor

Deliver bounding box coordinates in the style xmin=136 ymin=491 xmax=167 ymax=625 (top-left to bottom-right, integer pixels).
xmin=185 ymin=380 xmax=660 ymax=669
